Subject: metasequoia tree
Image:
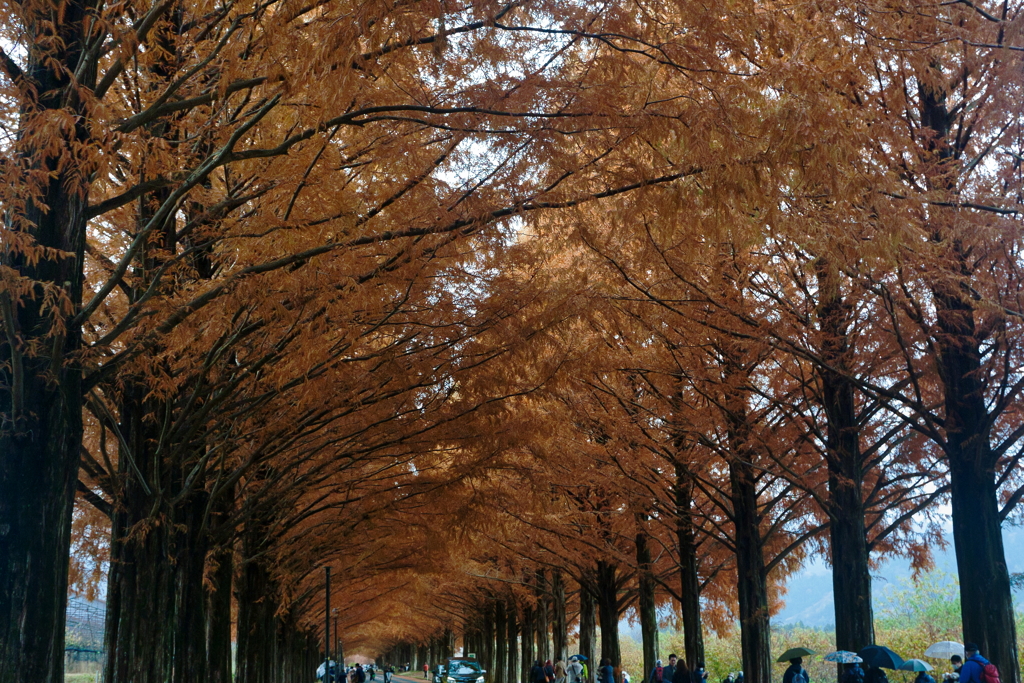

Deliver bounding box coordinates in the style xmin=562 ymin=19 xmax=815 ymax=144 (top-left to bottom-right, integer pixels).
xmin=2 ymin=0 xmax=755 ymax=678
xmin=755 ymin=0 xmax=1024 ymax=677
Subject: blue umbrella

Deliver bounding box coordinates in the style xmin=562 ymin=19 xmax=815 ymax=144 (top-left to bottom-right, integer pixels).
xmin=824 ymin=652 xmax=863 ymax=664
xmin=899 ymin=661 xmax=934 ymax=673
xmin=858 ymin=646 xmax=905 ymax=670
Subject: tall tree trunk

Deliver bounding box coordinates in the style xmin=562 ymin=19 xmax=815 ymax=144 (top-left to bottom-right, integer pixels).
xmin=536 ymin=570 xmax=551 ymax=662
xmin=815 ymin=259 xmax=874 ymax=654
xmin=236 ymin=536 xmax=280 ymax=683
xmin=933 ymin=288 xmax=1018 ymax=682
xmin=552 ymin=570 xmax=568 ymax=663
xmin=0 ymin=8 xmax=95 ymax=682
xmin=918 ymin=74 xmax=1020 ymax=683
xmin=207 ymin=534 xmax=234 ymax=683
xmin=595 ymin=561 xmax=620 ymax=667
xmin=637 ymin=529 xmax=658 ymax=681
xmin=522 ymin=605 xmax=535 ymax=677
xmin=496 ymin=601 xmax=509 ymax=683
xmin=172 ymin=493 xmax=212 ymax=683
xmin=579 ymin=582 xmax=597 ymax=683
xmin=102 ymin=495 xmax=174 ymax=683
xmin=673 ymin=463 xmax=704 ymax=670
xmin=729 ymin=457 xmax=770 ymax=683
xmin=103 ymin=386 xmax=174 ymax=683
xmin=508 ymin=602 xmax=519 ymax=683
xmin=485 ymin=604 xmax=496 ymax=673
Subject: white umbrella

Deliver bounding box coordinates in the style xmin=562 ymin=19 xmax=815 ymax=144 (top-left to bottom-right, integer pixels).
xmin=319 ymin=661 xmax=339 ymax=679
xmin=924 ymin=643 xmax=964 ymax=659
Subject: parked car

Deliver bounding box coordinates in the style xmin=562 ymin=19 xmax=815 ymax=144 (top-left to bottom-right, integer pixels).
xmin=436 ymin=659 xmax=486 ymax=683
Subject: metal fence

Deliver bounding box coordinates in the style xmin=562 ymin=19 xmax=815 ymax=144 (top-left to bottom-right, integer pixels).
xmin=66 ymin=596 xmax=105 ymax=680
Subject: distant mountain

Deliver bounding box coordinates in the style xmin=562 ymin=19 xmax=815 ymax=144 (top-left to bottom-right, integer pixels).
xmin=773 ymin=525 xmax=1024 ymax=628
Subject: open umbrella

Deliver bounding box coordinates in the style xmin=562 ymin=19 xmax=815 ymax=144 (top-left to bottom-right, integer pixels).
xmin=858 ymin=646 xmax=904 ymax=670
xmin=824 ymin=652 xmax=864 ymax=664
xmin=777 ymin=648 xmax=816 ymax=663
xmin=900 ymin=661 xmax=934 ymax=672
xmin=573 ymin=656 xmax=589 ymax=662
xmin=924 ymin=643 xmax=965 ymax=660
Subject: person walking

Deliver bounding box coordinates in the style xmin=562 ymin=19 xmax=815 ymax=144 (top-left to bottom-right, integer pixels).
xmin=599 ymin=659 xmax=616 ymax=683
xmin=533 ymin=661 xmax=550 ymax=683
xmin=663 ymin=655 xmax=678 ymax=683
xmin=671 ymin=660 xmax=690 ymax=683
xmin=545 ymin=661 xmax=556 ymax=683
xmin=951 ymin=658 xmax=963 ymax=676
xmin=555 ymin=661 xmax=568 ymax=683
xmin=649 ymin=660 xmax=665 ymax=683
xmin=842 ymin=663 xmax=865 ymax=683
xmin=865 ymin=666 xmax=890 ymax=683
xmin=568 ymin=657 xmax=585 ymax=683
xmin=424 ymin=664 xmax=430 ymax=679
xmin=959 ymin=644 xmax=996 ymax=683
xmin=783 ymin=658 xmax=809 ymax=683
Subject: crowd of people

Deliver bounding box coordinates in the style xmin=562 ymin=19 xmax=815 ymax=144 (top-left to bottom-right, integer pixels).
xmin=326 ymin=643 xmax=997 ymax=683
xmin=322 ymin=661 xmax=406 ymax=683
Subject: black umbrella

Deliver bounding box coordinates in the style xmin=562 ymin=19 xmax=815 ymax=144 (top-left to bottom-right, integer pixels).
xmin=858 ymin=646 xmax=905 ymax=671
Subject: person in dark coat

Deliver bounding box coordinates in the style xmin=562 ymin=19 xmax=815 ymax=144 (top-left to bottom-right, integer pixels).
xmin=958 ymin=644 xmax=990 ymax=683
xmin=663 ymin=655 xmax=678 ymax=683
xmin=599 ymin=659 xmax=616 ymax=683
xmin=865 ymin=666 xmax=890 ymax=683
xmin=533 ymin=662 xmax=549 ymax=683
xmin=783 ymin=658 xmax=809 ymax=683
xmin=672 ymin=662 xmax=691 ymax=683
xmin=842 ymin=663 xmax=865 ymax=683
